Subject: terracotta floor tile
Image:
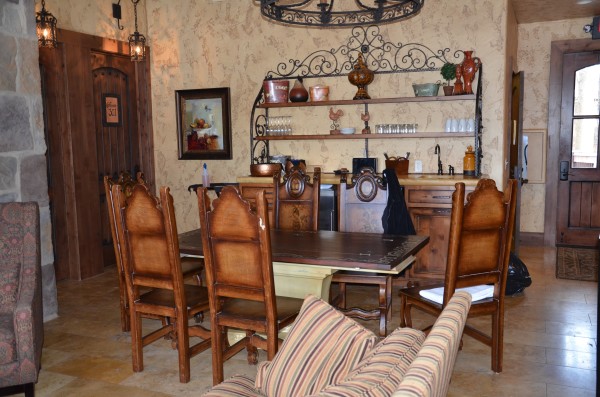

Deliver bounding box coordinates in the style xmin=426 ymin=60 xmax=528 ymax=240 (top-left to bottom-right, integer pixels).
xmin=24 ymin=245 xmax=596 ymax=396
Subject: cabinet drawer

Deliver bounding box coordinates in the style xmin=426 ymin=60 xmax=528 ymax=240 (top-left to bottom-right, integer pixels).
xmin=406 ymin=188 xmax=454 ymax=206
xmin=239 ymin=185 xmax=273 ymax=202
xmin=405 ymin=185 xmax=474 ymax=207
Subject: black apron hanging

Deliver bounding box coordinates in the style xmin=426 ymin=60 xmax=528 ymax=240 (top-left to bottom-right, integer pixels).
xmin=381 ymin=168 xmax=416 ymax=235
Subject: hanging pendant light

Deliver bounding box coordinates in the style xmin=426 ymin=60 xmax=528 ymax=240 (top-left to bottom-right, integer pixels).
xmin=128 ymin=0 xmax=146 ymax=61
xmin=36 ymin=0 xmax=58 ymax=48
xmin=258 ymin=0 xmax=425 ymax=28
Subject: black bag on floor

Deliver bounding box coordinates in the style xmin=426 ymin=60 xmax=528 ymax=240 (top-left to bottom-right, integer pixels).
xmin=505 ymin=252 xmax=532 ymax=296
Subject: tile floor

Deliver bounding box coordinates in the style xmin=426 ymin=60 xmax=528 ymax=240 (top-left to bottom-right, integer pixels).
xmin=23 ymin=246 xmax=598 ymax=396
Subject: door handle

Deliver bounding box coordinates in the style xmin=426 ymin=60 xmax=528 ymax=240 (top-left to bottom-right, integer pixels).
xmin=560 ymin=160 xmax=569 ymax=181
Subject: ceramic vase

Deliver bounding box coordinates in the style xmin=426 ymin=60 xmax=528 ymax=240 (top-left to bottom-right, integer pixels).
xmin=348 ymin=53 xmax=374 ymax=100
xmin=289 ymin=78 xmax=309 ymax=102
xmin=461 ymin=51 xmax=481 ymax=95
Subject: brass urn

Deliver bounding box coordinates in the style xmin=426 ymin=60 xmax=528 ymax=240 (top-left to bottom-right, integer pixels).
xmin=348 ymin=53 xmax=374 ymax=100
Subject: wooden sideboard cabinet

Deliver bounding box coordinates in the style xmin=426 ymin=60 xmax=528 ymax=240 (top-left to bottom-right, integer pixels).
xmin=238 ymin=182 xmax=275 ymax=224
xmin=404 ymin=184 xmax=475 ymax=283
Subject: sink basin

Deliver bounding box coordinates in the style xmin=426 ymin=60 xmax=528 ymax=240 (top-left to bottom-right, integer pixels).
xmin=411 ymin=174 xmax=458 ymax=179
xmin=397 ymin=174 xmax=481 ymax=186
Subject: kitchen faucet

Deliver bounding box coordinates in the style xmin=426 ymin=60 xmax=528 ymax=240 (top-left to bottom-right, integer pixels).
xmin=434 ymin=144 xmax=443 ymax=175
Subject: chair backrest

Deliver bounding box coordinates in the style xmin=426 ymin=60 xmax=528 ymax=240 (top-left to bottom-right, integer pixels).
xmin=273 ymin=166 xmax=321 ymax=231
xmin=442 ymin=179 xmax=518 ymax=305
xmin=197 ymin=186 xmax=276 ymax=314
xmin=338 ymin=167 xmax=387 ymax=233
xmin=104 ymin=173 xmax=144 ymax=275
xmin=112 ymin=181 xmax=187 ymax=303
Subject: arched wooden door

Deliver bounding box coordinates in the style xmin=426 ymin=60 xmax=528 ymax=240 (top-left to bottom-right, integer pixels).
xmin=91 ymin=55 xmax=143 ymax=267
xmin=39 ymin=29 xmax=154 ymax=280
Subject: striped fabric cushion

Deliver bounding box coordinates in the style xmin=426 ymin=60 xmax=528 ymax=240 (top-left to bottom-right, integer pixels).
xmin=311 ymin=327 xmax=425 ymax=397
xmin=255 ymin=295 xmax=378 ymax=397
xmin=202 ymin=375 xmax=262 ymax=397
xmin=392 ymin=291 xmax=472 ymax=397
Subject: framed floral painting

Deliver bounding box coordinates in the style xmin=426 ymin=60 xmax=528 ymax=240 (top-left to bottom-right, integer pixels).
xmin=175 ymin=87 xmax=232 ymax=160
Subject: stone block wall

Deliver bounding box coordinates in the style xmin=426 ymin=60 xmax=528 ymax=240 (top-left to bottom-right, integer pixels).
xmin=0 ymin=0 xmax=58 ymax=321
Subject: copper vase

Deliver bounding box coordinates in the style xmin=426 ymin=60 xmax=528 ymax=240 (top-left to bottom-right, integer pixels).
xmin=461 ymin=51 xmax=481 ymax=95
xmin=348 ymin=53 xmax=374 ymax=100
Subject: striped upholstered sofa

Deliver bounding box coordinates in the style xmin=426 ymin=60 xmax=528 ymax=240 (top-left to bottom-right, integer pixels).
xmin=203 ymin=291 xmax=472 ymax=397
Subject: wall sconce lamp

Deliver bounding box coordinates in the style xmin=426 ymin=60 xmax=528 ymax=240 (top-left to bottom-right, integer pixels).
xmin=128 ymin=0 xmax=146 ymax=61
xmin=36 ymin=0 xmax=58 ymax=48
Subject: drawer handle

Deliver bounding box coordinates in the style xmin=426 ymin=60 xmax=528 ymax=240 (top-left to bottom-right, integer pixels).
xmin=432 ymin=195 xmax=451 ymax=199
xmin=433 ymin=209 xmax=451 ymax=214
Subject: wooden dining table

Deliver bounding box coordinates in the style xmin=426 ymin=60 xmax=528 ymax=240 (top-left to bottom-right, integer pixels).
xmin=179 ymin=229 xmax=429 ymax=300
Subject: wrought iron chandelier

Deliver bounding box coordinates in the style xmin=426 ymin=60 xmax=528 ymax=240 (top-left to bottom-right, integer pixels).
xmin=128 ymin=0 xmax=146 ymax=61
xmin=36 ymin=0 xmax=58 ymax=48
xmin=259 ymin=0 xmax=425 ymax=28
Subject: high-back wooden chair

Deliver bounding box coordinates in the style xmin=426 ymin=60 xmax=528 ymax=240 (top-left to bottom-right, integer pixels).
xmin=399 ymin=179 xmax=518 ymax=373
xmin=111 ymin=182 xmax=211 ymax=383
xmin=273 ymin=166 xmax=321 ymax=231
xmin=104 ymin=172 xmax=203 ymax=333
xmin=331 ymin=168 xmax=393 ymax=336
xmin=197 ymin=186 xmax=304 ymax=385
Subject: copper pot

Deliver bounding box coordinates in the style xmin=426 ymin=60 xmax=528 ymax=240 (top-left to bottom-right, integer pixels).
xmin=250 ymin=163 xmax=282 ymax=177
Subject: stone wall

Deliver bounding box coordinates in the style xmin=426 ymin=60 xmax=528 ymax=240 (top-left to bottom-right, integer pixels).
xmin=0 ymin=0 xmax=58 ymax=321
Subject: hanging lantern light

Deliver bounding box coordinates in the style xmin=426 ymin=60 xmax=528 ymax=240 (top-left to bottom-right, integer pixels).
xmin=36 ymin=0 xmax=58 ymax=48
xmin=128 ymin=0 xmax=146 ymax=61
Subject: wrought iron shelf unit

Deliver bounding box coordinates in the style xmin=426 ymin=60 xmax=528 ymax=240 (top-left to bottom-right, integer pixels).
xmin=250 ymin=25 xmax=483 ymax=176
xmin=257 ymin=95 xmax=476 ymax=108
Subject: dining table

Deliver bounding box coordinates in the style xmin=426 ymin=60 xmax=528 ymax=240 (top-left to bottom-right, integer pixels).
xmin=179 ymin=229 xmax=429 ymax=301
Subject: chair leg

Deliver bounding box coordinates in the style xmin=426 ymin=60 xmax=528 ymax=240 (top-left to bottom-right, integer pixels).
xmin=491 ymin=311 xmax=503 ymax=373
xmin=130 ymin=311 xmax=144 ymax=372
xmin=399 ymin=295 xmax=412 ymax=328
xmin=176 ymin=319 xmax=191 ymax=383
xmin=119 ymin=273 xmax=130 ymax=332
xmin=246 ymin=330 xmax=259 ymax=365
xmin=266 ymin=325 xmax=278 ymax=361
xmin=377 ymin=278 xmax=392 ymax=337
xmin=212 ymin=325 xmax=225 ymax=385
xmin=339 ymin=282 xmax=347 ymax=309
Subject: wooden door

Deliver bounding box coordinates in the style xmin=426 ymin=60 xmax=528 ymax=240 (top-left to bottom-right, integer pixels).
xmin=39 ymin=29 xmax=154 ymax=280
xmin=557 ymin=52 xmax=600 ymax=247
xmin=91 ymin=53 xmax=142 ymax=266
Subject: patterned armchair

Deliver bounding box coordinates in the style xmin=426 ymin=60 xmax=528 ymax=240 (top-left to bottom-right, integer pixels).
xmin=0 ymin=202 xmax=43 ymax=397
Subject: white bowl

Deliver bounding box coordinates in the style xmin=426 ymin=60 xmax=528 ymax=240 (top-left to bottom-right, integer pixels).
xmin=340 ymin=127 xmax=355 ymax=135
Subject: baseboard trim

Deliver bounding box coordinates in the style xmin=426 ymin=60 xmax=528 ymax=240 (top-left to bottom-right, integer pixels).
xmin=519 ymin=232 xmax=544 ymax=246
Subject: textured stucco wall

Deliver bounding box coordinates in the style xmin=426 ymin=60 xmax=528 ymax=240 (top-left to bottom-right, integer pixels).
xmin=34 ymin=0 xmax=511 ymax=233
xmin=517 ymin=18 xmax=590 ymax=233
xmin=147 ymin=0 xmax=510 ymax=232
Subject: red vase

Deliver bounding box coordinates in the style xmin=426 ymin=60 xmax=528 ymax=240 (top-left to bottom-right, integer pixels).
xmin=461 ymin=51 xmax=481 ymax=95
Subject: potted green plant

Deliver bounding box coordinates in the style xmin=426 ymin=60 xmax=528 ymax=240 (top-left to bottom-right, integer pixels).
xmin=440 ymin=62 xmax=456 ymax=96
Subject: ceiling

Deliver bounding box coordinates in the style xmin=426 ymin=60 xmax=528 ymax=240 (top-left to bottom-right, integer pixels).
xmin=511 ymin=0 xmax=600 ymax=24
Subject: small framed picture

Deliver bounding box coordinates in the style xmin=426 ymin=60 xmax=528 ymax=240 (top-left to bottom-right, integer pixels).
xmin=175 ymin=87 xmax=232 ymax=160
xmin=102 ymin=93 xmax=122 ymax=127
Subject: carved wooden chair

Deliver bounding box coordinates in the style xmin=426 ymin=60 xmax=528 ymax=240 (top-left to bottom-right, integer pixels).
xmin=399 ymin=179 xmax=517 ymax=373
xmin=104 ymin=172 xmax=204 ymax=332
xmin=273 ymin=166 xmax=321 ymax=231
xmin=197 ymin=186 xmax=304 ymax=385
xmin=331 ymin=167 xmax=394 ymax=336
xmin=111 ymin=182 xmax=211 ymax=383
